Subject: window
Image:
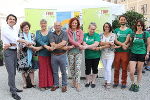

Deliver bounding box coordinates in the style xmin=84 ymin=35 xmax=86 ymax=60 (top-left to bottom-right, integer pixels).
xmin=121 ymin=0 xmax=125 ymax=2
xmin=130 ymin=6 xmax=135 ymax=11
xmin=114 ymin=0 xmax=117 ymax=3
xmin=141 ymin=4 xmax=147 ymax=15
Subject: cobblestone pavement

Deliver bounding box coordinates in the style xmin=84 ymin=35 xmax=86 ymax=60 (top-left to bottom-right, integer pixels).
xmin=0 ymin=66 xmax=150 ymax=100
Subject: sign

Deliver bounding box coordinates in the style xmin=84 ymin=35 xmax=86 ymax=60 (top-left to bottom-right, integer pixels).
xmin=25 ymin=9 xmax=56 ymax=33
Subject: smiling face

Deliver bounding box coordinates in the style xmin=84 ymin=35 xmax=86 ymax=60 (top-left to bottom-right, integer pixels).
xmin=104 ymin=24 xmax=110 ymax=33
xmin=119 ymin=16 xmax=127 ymax=26
xmin=7 ymin=16 xmax=16 ymax=27
xmin=22 ymin=25 xmax=30 ymax=33
xmin=40 ymin=21 xmax=47 ymax=30
xmin=71 ymin=20 xmax=78 ymax=29
xmin=88 ymin=25 xmax=96 ymax=34
xmin=54 ymin=22 xmax=62 ymax=32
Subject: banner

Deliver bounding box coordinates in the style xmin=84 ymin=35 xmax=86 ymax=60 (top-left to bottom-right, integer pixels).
xmin=74 ymin=11 xmax=80 ymax=18
xmin=82 ymin=7 xmax=111 ymax=33
xmin=56 ymin=12 xmax=72 ymax=30
xmin=25 ymin=9 xmax=56 ymax=33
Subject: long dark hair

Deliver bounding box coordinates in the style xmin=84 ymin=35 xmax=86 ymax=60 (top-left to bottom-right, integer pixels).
xmin=134 ymin=20 xmax=145 ymax=32
xmin=103 ymin=22 xmax=112 ymax=32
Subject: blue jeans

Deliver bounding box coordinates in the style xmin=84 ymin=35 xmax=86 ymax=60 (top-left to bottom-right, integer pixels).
xmin=51 ymin=53 xmax=67 ymax=87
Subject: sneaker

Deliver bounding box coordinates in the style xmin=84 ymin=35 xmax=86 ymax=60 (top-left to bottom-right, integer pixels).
xmin=113 ymin=84 xmax=118 ymax=88
xmin=133 ymin=84 xmax=139 ymax=92
xmin=121 ymin=85 xmax=126 ymax=89
xmin=129 ymin=84 xmax=135 ymax=91
xmin=145 ymin=66 xmax=150 ymax=71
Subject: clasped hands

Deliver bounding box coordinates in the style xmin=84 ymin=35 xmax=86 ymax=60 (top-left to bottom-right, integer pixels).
xmin=3 ymin=41 xmax=33 ymax=50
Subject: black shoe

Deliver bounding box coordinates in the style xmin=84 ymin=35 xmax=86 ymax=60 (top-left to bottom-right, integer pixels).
xmin=134 ymin=71 xmax=138 ymax=75
xmin=31 ymin=85 xmax=36 ymax=88
xmin=113 ymin=84 xmax=118 ymax=88
xmin=85 ymin=83 xmax=90 ymax=87
xmin=142 ymin=70 xmax=145 ymax=73
xmin=121 ymin=85 xmax=126 ymax=89
xmin=16 ymin=89 xmax=23 ymax=92
xmin=91 ymin=84 xmax=96 ymax=88
xmin=12 ymin=94 xmax=21 ymax=100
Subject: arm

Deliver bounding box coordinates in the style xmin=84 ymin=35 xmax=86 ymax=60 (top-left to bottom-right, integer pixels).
xmin=114 ymin=38 xmax=124 ymax=46
xmin=36 ymin=31 xmax=54 ymax=51
xmin=49 ymin=31 xmax=68 ymax=50
xmin=55 ymin=31 xmax=68 ymax=49
xmin=100 ymin=41 xmax=111 ymax=46
xmin=147 ymin=37 xmax=150 ymax=53
xmin=28 ymin=45 xmax=43 ymax=51
xmin=86 ymin=41 xmax=99 ymax=49
xmin=53 ymin=40 xmax=67 ymax=49
xmin=124 ymin=34 xmax=130 ymax=44
xmin=145 ymin=37 xmax=150 ymax=59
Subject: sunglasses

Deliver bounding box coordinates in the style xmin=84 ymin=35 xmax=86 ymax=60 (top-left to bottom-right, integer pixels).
xmin=104 ymin=26 xmax=110 ymax=28
xmin=137 ymin=25 xmax=142 ymax=27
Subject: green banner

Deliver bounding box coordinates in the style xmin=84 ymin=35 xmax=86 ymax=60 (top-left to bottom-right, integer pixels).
xmin=25 ymin=9 xmax=56 ymax=33
xmin=82 ymin=7 xmax=111 ymax=33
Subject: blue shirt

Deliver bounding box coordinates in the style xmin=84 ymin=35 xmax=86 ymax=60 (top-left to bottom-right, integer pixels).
xmin=35 ymin=30 xmax=51 ymax=56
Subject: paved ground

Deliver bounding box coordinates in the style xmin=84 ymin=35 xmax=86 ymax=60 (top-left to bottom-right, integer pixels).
xmin=0 ymin=66 xmax=150 ymax=100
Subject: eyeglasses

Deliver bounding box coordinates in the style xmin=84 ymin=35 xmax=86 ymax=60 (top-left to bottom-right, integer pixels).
xmin=104 ymin=26 xmax=110 ymax=28
xmin=137 ymin=25 xmax=142 ymax=27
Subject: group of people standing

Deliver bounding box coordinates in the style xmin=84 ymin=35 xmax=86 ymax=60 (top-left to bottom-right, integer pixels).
xmin=1 ymin=14 xmax=150 ymax=100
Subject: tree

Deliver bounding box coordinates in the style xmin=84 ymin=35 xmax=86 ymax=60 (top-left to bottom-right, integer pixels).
xmin=112 ymin=10 xmax=146 ymax=31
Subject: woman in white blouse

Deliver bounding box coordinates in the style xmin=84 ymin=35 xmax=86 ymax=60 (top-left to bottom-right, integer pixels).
xmin=99 ymin=22 xmax=120 ymax=89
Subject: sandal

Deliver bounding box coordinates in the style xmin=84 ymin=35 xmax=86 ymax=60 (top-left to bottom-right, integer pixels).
xmin=105 ymin=83 xmax=111 ymax=89
xmin=102 ymin=82 xmax=107 ymax=88
xmin=71 ymin=81 xmax=76 ymax=88
xmin=75 ymin=83 xmax=81 ymax=92
xmin=23 ymin=85 xmax=27 ymax=89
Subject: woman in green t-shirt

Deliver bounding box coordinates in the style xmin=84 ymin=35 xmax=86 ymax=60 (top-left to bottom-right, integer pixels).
xmin=83 ymin=22 xmax=100 ymax=88
xmin=129 ymin=20 xmax=150 ymax=92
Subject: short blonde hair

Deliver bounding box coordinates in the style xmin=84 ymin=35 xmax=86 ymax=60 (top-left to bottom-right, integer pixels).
xmin=88 ymin=22 xmax=97 ymax=28
xmin=40 ymin=19 xmax=47 ymax=24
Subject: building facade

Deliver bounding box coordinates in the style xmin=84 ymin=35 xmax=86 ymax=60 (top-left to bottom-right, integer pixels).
xmin=103 ymin=0 xmax=150 ymax=27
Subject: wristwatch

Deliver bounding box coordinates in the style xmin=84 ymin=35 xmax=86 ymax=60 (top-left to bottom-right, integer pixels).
xmin=146 ymin=52 xmax=149 ymax=55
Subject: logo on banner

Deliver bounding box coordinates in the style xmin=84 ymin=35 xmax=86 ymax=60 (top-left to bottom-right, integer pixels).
xmin=99 ymin=10 xmax=109 ymax=16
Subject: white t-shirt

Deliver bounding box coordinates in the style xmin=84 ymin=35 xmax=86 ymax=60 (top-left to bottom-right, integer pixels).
xmin=100 ymin=33 xmax=116 ymax=59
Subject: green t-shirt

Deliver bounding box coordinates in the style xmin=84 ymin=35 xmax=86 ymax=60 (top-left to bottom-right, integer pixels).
xmin=83 ymin=32 xmax=101 ymax=59
xmin=114 ymin=28 xmax=133 ymax=52
xmin=130 ymin=31 xmax=150 ymax=54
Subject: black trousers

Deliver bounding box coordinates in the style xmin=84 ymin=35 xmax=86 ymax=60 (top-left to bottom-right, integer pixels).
xmin=85 ymin=58 xmax=100 ymax=75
